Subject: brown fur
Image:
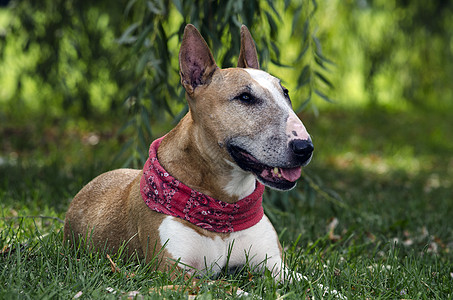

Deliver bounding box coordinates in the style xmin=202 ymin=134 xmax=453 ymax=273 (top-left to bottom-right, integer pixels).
xmin=64 ymin=24 xmax=271 ymax=271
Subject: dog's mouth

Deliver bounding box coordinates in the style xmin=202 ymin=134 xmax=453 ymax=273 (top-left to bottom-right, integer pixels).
xmin=227 ymin=144 xmax=302 ymax=190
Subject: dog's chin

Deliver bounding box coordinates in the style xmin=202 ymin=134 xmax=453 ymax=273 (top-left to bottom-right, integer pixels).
xmin=227 ymin=144 xmax=302 ymax=191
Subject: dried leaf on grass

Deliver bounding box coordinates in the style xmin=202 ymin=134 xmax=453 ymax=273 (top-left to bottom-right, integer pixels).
xmin=106 ymin=254 xmax=120 ymax=273
xmin=107 ymin=254 xmax=120 ymax=273
xmin=106 ymin=254 xmax=135 ymax=278
xmin=1 ymin=245 xmax=11 ymax=255
xmin=327 ymin=217 xmax=341 ymax=242
xmin=1 ymin=243 xmax=29 ymax=257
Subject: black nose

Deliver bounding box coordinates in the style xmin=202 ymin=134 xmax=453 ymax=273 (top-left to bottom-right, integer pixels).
xmin=290 ymin=139 xmax=314 ymax=163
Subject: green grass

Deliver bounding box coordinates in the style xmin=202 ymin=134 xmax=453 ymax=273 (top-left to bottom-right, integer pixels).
xmin=1 ymin=105 xmax=453 ymax=298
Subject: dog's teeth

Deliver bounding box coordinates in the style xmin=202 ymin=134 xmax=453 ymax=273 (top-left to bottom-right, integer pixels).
xmin=273 ymin=167 xmax=279 ymax=174
xmin=278 ymin=173 xmax=282 ymax=178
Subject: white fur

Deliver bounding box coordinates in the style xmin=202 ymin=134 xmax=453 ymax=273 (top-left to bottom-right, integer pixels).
xmin=223 ymin=160 xmax=256 ymax=199
xmin=158 ymin=216 xmax=346 ymax=298
xmin=159 ymin=215 xmax=285 ymax=277
xmin=244 ymin=69 xmax=311 ymax=142
xmin=244 ymin=69 xmax=291 ymax=112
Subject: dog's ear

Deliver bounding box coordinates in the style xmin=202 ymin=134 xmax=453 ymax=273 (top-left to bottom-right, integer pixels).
xmin=237 ymin=25 xmax=260 ymax=69
xmin=179 ymin=24 xmax=218 ymax=95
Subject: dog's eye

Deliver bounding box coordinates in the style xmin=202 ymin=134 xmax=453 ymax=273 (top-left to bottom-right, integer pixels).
xmin=235 ymin=92 xmax=256 ymax=103
xmin=282 ymin=86 xmax=289 ymax=98
xmin=281 ymin=85 xmax=292 ymax=105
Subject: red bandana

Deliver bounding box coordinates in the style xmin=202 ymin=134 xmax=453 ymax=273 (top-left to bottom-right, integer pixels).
xmin=140 ymin=137 xmax=265 ymax=233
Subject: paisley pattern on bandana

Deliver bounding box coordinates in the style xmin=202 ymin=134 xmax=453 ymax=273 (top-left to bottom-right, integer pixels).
xmin=140 ymin=137 xmax=265 ymax=233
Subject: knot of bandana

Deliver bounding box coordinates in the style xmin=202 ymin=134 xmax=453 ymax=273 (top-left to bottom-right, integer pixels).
xmin=140 ymin=137 xmax=265 ymax=233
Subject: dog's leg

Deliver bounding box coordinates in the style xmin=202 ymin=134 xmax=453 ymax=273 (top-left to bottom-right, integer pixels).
xmin=228 ymin=216 xmax=346 ymax=299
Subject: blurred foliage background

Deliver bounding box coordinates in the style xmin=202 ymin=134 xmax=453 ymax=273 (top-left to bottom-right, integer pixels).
xmin=1 ymin=0 xmax=452 ymax=145
xmin=0 ymin=0 xmax=337 ymax=166
xmin=1 ymin=0 xmax=452 ymax=234
xmin=2 ymin=0 xmax=452 ymax=148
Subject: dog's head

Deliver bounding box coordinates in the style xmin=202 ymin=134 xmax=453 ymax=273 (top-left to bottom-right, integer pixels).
xmin=179 ymin=24 xmax=313 ymax=191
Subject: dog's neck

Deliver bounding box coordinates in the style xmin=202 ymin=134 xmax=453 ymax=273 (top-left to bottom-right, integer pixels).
xmin=157 ymin=113 xmax=256 ymax=204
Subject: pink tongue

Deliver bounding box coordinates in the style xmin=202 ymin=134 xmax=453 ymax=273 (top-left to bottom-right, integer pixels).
xmin=280 ymin=167 xmax=302 ymax=182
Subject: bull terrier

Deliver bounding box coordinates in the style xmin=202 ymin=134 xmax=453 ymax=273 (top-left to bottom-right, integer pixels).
xmin=64 ymin=24 xmax=315 ymax=282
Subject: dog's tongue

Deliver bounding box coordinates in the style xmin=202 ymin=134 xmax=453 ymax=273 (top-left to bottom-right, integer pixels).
xmin=280 ymin=167 xmax=302 ymax=182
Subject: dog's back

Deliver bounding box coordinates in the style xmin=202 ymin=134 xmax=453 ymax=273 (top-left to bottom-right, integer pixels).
xmin=64 ymin=169 xmax=142 ymax=255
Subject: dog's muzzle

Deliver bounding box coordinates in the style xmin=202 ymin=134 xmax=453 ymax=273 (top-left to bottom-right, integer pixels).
xmin=227 ymin=138 xmax=314 ymax=191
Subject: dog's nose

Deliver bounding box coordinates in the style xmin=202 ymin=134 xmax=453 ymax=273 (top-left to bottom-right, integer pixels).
xmin=290 ymin=139 xmax=314 ymax=163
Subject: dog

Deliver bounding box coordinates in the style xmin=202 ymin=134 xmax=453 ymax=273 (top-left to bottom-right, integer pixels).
xmin=64 ymin=24 xmax=314 ymax=282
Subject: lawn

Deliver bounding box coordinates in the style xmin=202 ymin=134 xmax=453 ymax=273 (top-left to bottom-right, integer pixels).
xmin=1 ymin=104 xmax=452 ymax=299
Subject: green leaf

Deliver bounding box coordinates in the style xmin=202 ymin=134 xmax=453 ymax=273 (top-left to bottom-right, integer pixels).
xmin=265 ymin=11 xmax=278 ymax=38
xmin=117 ymin=23 xmax=139 ymax=44
xmin=312 ymin=35 xmax=323 ymax=55
xmin=297 ymin=65 xmax=311 ymax=88
xmin=284 ymin=0 xmax=292 ymax=11
xmin=147 ymin=0 xmax=164 ymax=15
xmin=135 ymin=52 xmax=150 ymax=77
xmin=312 ymin=35 xmax=335 ymax=65
xmin=295 ymin=44 xmax=309 ymax=62
xmin=132 ymin=23 xmax=154 ymax=53
xmin=310 ymin=0 xmax=318 ymax=18
xmin=270 ymin=41 xmax=280 ymax=61
xmin=270 ymin=58 xmax=292 ymax=68
xmin=314 ymin=89 xmax=334 ymax=103
xmin=314 ymin=71 xmax=334 ymax=89
xmin=132 ymin=24 xmax=153 ymax=53
xmin=266 ymin=0 xmax=282 ymax=22
xmin=296 ymin=96 xmax=312 ymax=113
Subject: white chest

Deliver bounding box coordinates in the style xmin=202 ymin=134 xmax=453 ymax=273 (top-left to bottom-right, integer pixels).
xmin=158 ymin=215 xmax=283 ymax=276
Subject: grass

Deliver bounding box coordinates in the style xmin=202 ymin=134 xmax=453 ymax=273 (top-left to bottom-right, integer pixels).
xmin=1 ymin=104 xmax=453 ymax=299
